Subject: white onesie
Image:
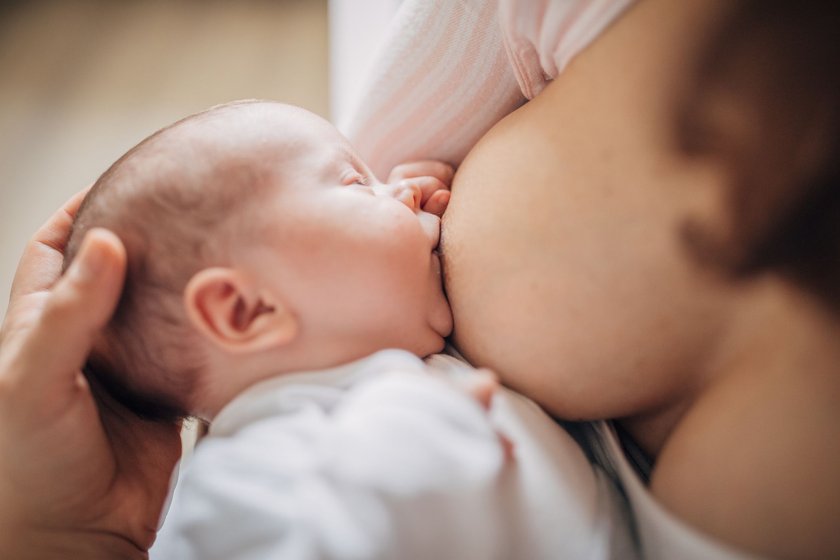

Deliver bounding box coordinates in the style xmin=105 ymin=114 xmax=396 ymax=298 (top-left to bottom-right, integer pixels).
xmin=151 ymin=349 xmax=635 ymax=559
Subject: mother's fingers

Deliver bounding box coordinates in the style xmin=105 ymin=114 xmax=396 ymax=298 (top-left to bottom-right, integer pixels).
xmin=10 ymin=188 xmax=90 ymax=299
xmin=7 ymin=229 xmax=125 ymax=394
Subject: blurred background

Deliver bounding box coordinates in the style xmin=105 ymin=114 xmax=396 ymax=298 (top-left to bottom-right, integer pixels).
xmin=0 ymin=0 xmax=332 ymax=320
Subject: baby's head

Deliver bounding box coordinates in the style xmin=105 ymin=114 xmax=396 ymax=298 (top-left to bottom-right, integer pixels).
xmin=66 ymin=101 xmax=453 ymax=420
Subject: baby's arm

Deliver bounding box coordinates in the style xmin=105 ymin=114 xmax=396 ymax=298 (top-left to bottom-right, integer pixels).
xmin=151 ymin=368 xmax=510 ymax=560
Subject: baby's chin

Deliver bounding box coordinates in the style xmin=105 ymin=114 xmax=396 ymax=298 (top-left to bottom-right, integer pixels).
xmin=428 ymin=301 xmax=454 ymax=345
xmin=413 ymin=332 xmax=447 ymax=358
xmin=400 ymin=311 xmax=451 ymax=358
xmin=429 ymin=251 xmax=453 ymax=338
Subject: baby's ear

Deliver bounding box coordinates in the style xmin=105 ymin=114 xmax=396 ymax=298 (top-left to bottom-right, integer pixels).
xmin=184 ymin=268 xmax=298 ymax=353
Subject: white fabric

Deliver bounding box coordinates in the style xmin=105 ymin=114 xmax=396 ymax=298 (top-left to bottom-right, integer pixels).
xmin=327 ymin=0 xmax=403 ymax=124
xmin=341 ymin=0 xmax=525 ymax=179
xmin=151 ymin=349 xmax=635 ymax=559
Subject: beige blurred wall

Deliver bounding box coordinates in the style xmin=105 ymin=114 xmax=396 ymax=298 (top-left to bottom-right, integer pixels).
xmin=0 ymin=0 xmax=328 ymax=319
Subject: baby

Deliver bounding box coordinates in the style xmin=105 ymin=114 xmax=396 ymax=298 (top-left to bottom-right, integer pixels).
xmin=68 ymin=100 xmax=456 ymax=422
xmin=66 ymin=101 xmax=634 ymax=559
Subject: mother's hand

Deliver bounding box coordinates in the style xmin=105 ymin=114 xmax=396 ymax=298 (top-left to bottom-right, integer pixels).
xmin=0 ymin=191 xmax=181 ymax=559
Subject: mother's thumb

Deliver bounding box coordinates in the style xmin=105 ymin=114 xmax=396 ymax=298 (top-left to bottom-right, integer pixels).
xmin=18 ymin=229 xmax=126 ymax=388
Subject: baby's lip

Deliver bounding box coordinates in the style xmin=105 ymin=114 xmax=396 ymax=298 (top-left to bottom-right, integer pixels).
xmin=418 ymin=211 xmax=441 ymax=250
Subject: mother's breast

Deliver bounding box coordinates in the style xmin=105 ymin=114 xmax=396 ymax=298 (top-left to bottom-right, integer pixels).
xmin=439 ymin=0 xmax=730 ymax=421
xmin=440 ymin=79 xmax=617 ymax=416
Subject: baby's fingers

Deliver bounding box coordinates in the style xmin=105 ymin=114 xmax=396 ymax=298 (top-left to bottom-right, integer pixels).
xmin=452 ymin=369 xmax=515 ymax=461
xmin=388 ymin=161 xmax=454 ymax=186
xmin=398 ymin=176 xmax=450 ymax=210
xmin=423 ymin=189 xmax=451 ymax=217
xmin=452 ymin=368 xmax=498 ymax=410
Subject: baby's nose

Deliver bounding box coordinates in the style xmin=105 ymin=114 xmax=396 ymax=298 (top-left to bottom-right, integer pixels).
xmin=379 ymin=181 xmax=421 ymax=211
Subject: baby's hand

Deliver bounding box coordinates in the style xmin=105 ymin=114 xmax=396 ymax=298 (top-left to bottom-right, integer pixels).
xmin=388 ymin=160 xmax=454 ymax=217
xmin=442 ymin=367 xmax=515 ymax=461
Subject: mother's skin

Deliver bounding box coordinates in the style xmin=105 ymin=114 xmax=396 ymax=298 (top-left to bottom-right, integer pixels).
xmin=443 ymin=0 xmax=840 ymax=558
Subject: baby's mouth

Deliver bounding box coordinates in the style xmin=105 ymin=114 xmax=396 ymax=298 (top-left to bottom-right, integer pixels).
xmin=418 ymin=210 xmax=441 ymax=250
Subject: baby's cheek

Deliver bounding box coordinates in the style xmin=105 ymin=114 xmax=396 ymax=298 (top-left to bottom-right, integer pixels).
xmin=376 ymin=214 xmax=427 ymax=255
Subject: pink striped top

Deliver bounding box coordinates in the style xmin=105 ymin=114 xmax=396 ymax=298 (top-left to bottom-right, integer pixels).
xmin=343 ymin=0 xmax=635 ymax=180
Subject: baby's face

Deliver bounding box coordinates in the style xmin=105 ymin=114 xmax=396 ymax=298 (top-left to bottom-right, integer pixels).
xmin=220 ymin=103 xmax=453 ymax=362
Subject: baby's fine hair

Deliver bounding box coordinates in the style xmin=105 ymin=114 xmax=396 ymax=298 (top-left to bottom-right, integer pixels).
xmin=65 ymin=100 xmax=273 ymax=422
